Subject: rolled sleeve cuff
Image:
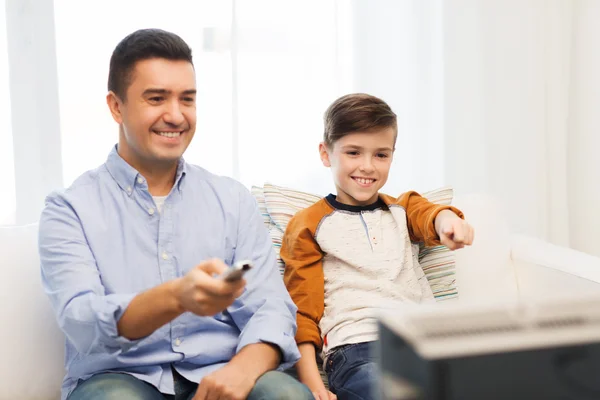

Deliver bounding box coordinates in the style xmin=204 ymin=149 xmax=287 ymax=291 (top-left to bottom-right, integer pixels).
xmin=92 ymin=293 xmax=141 ymax=352
xmin=236 ymin=318 xmax=301 ymax=371
xmin=296 ymin=316 xmax=322 ymax=349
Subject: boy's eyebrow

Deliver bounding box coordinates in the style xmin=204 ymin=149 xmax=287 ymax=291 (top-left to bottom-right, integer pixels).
xmin=142 ymin=88 xmax=197 ymax=96
xmin=341 ymin=144 xmax=394 ymax=152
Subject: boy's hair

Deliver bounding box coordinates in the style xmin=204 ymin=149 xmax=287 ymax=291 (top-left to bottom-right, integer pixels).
xmin=108 ymin=28 xmax=193 ymax=101
xmin=323 ymin=93 xmax=397 ymax=147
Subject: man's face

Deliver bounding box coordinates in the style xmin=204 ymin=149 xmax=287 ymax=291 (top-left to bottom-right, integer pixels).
xmin=320 ymin=127 xmax=395 ymax=206
xmin=108 ymin=58 xmax=197 ymax=169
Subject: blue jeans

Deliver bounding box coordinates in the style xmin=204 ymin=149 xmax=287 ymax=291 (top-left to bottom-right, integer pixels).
xmin=68 ymin=369 xmax=314 ymax=400
xmin=325 ymin=342 xmax=380 ymax=400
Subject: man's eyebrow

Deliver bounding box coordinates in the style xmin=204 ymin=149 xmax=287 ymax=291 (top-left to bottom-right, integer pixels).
xmin=141 ymin=88 xmax=197 ymax=96
xmin=142 ymin=88 xmax=170 ymax=96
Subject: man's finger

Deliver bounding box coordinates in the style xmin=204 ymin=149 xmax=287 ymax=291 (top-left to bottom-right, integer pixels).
xmin=194 ymin=382 xmax=208 ymax=400
xmin=197 ymin=258 xmax=228 ymax=276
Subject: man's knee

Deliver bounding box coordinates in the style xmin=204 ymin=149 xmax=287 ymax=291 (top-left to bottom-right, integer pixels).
xmin=68 ymin=373 xmax=164 ymax=400
xmin=249 ymin=371 xmax=314 ymax=400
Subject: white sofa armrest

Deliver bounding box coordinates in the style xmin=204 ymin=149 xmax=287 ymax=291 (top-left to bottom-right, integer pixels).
xmin=511 ymin=234 xmax=600 ymax=284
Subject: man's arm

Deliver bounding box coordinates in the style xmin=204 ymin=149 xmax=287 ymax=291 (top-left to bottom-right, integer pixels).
xmin=39 ymin=193 xmax=244 ymax=354
xmin=223 ymin=184 xmax=302 ymax=368
xmin=117 ymin=259 xmax=245 ymax=339
xmin=194 ymin=184 xmax=303 ymax=400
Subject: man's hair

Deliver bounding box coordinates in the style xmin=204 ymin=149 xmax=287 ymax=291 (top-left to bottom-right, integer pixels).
xmin=108 ymin=28 xmax=193 ymax=101
xmin=323 ymin=93 xmax=397 ymax=147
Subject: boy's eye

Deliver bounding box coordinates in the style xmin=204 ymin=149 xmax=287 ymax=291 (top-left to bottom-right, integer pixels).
xmin=346 ymin=151 xmax=359 ymax=156
xmin=377 ymin=153 xmax=389 ymax=158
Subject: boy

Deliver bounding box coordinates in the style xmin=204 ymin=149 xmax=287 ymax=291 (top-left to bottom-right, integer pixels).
xmin=281 ymin=93 xmax=474 ymax=400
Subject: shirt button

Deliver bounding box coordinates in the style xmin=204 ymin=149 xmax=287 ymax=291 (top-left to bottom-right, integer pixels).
xmin=137 ymin=177 xmax=144 ymax=184
xmin=148 ymin=208 xmax=155 ymax=215
xmin=126 ymin=186 xmax=132 ymax=194
xmin=162 ymin=252 xmax=168 ymax=260
xmin=174 ymin=338 xmax=181 ymax=346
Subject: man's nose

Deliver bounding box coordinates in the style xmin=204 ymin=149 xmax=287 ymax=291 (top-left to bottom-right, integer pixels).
xmin=163 ymin=100 xmax=185 ymax=126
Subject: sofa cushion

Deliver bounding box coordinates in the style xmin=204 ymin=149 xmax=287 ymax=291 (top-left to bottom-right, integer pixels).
xmin=251 ymin=184 xmax=457 ymax=301
xmin=451 ymin=193 xmax=518 ymax=304
xmin=0 ymin=223 xmax=64 ymax=399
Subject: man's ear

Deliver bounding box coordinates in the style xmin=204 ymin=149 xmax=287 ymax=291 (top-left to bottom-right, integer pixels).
xmin=106 ymin=91 xmax=124 ymax=124
xmin=319 ymin=142 xmax=331 ymax=167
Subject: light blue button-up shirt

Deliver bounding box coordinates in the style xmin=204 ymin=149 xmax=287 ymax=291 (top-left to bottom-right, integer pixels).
xmin=38 ymin=147 xmax=300 ymax=399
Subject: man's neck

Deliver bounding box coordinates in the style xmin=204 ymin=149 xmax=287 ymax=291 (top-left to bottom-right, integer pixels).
xmin=143 ymin=165 xmax=178 ymax=196
xmin=117 ymin=147 xmax=179 ymax=196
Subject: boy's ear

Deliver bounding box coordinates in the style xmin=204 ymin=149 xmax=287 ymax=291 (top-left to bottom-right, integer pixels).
xmin=319 ymin=142 xmax=331 ymax=167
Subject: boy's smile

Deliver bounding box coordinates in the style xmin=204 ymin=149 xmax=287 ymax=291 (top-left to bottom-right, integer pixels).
xmin=320 ymin=127 xmax=396 ymax=206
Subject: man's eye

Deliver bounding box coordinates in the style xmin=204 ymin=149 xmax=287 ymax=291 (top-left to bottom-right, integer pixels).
xmin=182 ymin=97 xmax=195 ymax=103
xmin=149 ymin=97 xmax=163 ymax=102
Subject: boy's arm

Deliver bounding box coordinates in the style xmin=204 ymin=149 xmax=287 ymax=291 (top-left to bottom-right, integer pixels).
xmin=298 ymin=343 xmax=334 ymax=399
xmin=281 ymin=210 xmax=326 ymax=388
xmin=398 ymin=191 xmax=465 ymax=246
xmin=281 ymin=211 xmax=326 ymax=350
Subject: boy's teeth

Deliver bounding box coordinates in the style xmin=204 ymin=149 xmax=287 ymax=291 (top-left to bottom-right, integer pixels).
xmin=157 ymin=131 xmax=181 ymax=138
xmin=356 ymin=178 xmax=374 ymax=184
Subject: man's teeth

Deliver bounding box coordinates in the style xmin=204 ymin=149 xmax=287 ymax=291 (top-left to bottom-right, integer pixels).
xmin=157 ymin=131 xmax=181 ymax=138
xmin=355 ymin=178 xmax=375 ymax=185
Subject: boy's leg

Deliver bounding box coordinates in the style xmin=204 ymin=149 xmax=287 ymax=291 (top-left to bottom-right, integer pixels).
xmin=326 ymin=342 xmax=379 ymax=400
xmin=68 ymin=373 xmax=166 ymax=400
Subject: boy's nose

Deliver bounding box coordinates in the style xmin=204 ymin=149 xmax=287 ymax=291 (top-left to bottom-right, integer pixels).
xmin=360 ymin=159 xmax=375 ymax=172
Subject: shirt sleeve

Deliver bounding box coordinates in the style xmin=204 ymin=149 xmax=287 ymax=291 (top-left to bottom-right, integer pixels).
xmin=38 ymin=192 xmax=141 ymax=355
xmin=225 ymin=184 xmax=301 ymax=371
xmin=398 ymin=191 xmax=465 ymax=246
xmin=280 ymin=210 xmax=325 ymax=351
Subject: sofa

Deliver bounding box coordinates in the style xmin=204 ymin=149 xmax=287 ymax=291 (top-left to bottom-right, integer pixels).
xmin=3 ymin=186 xmax=600 ymax=400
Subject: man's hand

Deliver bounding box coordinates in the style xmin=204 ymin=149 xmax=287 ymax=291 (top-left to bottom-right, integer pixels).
xmin=194 ymin=363 xmax=255 ymax=400
xmin=311 ymin=386 xmax=337 ymax=400
xmin=174 ymin=258 xmax=246 ymax=316
xmin=434 ymin=210 xmax=475 ymax=250
xmin=194 ymin=343 xmax=281 ymax=400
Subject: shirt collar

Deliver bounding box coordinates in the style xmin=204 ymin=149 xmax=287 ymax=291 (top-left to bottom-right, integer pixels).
xmin=325 ymin=193 xmax=386 ymax=213
xmin=105 ymin=145 xmax=187 ymax=196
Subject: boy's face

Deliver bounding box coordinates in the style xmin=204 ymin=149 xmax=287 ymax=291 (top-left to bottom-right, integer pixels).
xmin=320 ymin=127 xmax=395 ymax=206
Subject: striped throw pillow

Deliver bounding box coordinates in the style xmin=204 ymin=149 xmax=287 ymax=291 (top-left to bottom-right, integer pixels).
xmin=419 ymin=186 xmax=458 ymax=301
xmin=251 ymin=184 xmax=457 ymax=301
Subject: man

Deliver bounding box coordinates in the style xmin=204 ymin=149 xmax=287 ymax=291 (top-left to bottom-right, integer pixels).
xmin=39 ymin=28 xmax=313 ymax=400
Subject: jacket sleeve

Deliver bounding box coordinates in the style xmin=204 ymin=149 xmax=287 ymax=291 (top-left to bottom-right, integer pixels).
xmin=398 ymin=191 xmax=465 ymax=246
xmin=281 ymin=210 xmax=325 ymax=350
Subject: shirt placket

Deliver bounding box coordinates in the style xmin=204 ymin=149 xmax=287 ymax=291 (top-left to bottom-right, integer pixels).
xmin=158 ymin=192 xmax=186 ymax=352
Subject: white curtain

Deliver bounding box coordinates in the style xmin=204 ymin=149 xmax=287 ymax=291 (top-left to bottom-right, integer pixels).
xmin=2 ymin=0 xmax=600 ymax=258
xmin=441 ymin=0 xmax=600 ymax=256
